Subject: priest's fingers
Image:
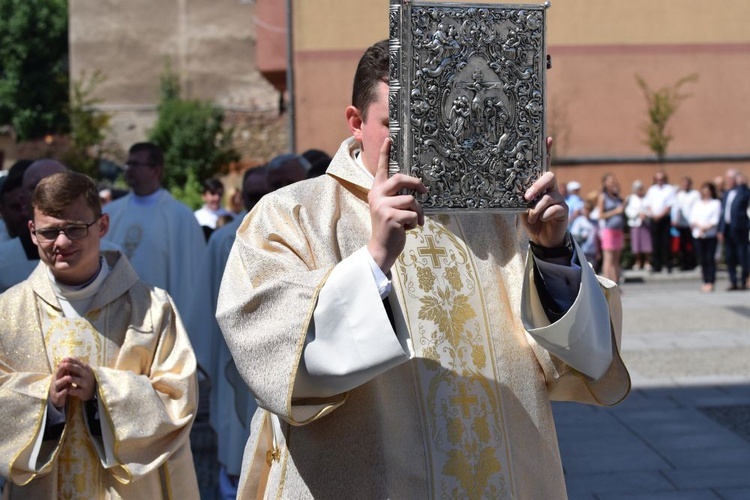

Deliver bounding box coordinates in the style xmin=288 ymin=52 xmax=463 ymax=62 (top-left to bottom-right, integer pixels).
xmin=373 ymin=137 xmax=392 ymax=185
xmin=369 ymin=200 xmax=421 ymax=273
xmin=372 ymin=138 xmax=428 ymax=196
xmin=524 ymin=172 xmax=568 ymax=247
xmin=384 ymin=197 xmax=423 ymax=229
xmin=68 ymin=370 xmax=96 ymax=402
xmin=380 ymin=173 xmax=428 ymax=198
xmin=371 ymin=194 xmax=424 ymax=227
xmin=60 ymin=359 xmax=89 ymax=377
xmin=524 ymin=171 xmax=559 ymax=204
xmin=49 ymin=376 xmax=70 ymax=410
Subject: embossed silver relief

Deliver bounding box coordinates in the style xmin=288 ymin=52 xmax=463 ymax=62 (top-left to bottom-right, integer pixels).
xmin=389 ymin=1 xmax=549 ymax=212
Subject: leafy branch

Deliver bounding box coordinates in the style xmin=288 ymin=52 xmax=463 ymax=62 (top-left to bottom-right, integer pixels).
xmin=635 ymin=73 xmax=698 ymax=161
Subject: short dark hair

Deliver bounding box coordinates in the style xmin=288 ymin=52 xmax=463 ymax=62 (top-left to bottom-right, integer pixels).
xmin=352 ymin=40 xmax=389 ymax=121
xmin=302 ymin=149 xmax=332 ymax=178
xmin=33 ymin=172 xmax=102 ymax=219
xmin=0 ymin=159 xmax=34 ymax=201
xmin=702 ymin=181 xmax=718 ymax=200
xmin=129 ymin=142 xmax=164 ymax=168
xmin=202 ymin=178 xmax=224 ymax=195
xmin=242 ymin=165 xmax=269 ymax=211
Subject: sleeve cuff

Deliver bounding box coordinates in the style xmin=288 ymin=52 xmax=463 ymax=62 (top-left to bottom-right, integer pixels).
xmin=365 ymin=250 xmax=392 ymax=298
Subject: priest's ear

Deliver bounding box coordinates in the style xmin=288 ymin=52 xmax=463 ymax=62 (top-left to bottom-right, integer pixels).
xmin=97 ymin=213 xmax=110 ymax=238
xmin=345 ymin=105 xmax=365 ymax=143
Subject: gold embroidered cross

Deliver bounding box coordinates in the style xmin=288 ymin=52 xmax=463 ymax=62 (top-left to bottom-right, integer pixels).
xmin=57 ymin=451 xmax=78 ymax=473
xmin=418 ymin=235 xmax=447 ymax=268
xmin=450 ymin=382 xmax=478 ymax=419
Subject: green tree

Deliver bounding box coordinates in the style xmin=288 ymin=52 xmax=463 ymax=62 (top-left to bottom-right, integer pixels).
xmin=148 ymin=63 xmax=239 ymax=205
xmin=635 ymin=73 xmax=698 ymax=161
xmin=0 ymin=0 xmax=69 ymax=140
xmin=62 ymin=71 xmax=112 ymax=179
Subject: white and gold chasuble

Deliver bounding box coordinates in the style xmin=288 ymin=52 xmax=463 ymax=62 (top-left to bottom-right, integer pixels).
xmin=217 ymin=138 xmax=630 ymax=500
xmin=0 ymin=251 xmax=199 ymax=500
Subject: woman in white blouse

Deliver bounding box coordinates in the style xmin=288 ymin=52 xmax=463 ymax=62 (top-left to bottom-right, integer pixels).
xmin=689 ymin=182 xmax=721 ymax=292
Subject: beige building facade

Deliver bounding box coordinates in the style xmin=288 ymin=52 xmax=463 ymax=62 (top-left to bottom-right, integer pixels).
xmin=290 ymin=0 xmax=750 ymax=195
xmin=68 ymin=0 xmax=282 ymax=162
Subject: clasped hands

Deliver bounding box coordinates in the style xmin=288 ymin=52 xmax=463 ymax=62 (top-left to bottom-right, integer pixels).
xmin=367 ymin=137 xmax=568 ymax=274
xmin=49 ymin=357 xmax=96 ymax=411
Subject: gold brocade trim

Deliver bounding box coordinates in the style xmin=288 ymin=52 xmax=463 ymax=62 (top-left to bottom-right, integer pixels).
xmin=274 ymin=446 xmax=290 ymax=500
xmin=93 ymin=370 xmax=133 ymax=484
xmin=286 ymin=267 xmax=335 ymax=425
xmin=394 ymin=216 xmax=514 ymax=499
xmin=158 ymin=462 xmax=173 ymax=500
xmin=286 ymin=395 xmax=348 ymax=427
xmin=9 ymin=392 xmax=64 ymax=486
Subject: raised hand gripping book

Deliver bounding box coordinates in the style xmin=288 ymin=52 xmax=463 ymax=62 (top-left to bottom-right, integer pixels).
xmin=389 ymin=0 xmax=550 ymax=212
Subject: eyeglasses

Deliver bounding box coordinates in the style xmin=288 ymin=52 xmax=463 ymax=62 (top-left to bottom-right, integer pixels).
xmin=32 ymin=216 xmax=102 ymax=241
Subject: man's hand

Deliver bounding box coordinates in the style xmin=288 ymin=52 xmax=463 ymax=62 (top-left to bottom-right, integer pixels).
xmin=368 ymin=138 xmax=428 ymax=273
xmin=49 ymin=357 xmax=97 ymax=410
xmin=521 ymin=137 xmax=568 ymax=248
xmin=49 ymin=363 xmax=70 ymax=411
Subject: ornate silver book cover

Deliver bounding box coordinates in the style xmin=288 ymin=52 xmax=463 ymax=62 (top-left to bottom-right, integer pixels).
xmin=389 ymin=0 xmax=550 ymax=212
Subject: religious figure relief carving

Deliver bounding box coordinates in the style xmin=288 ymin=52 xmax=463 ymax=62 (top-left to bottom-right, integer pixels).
xmin=389 ymin=1 xmax=549 ymax=213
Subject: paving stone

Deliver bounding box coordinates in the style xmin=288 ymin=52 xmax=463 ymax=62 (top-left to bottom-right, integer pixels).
xmin=663 ymin=466 xmax=750 ymax=489
xmin=556 ymin=279 xmax=750 ymax=497
xmin=597 ymin=490 xmax=722 ymax=500
xmin=657 ymin=446 xmax=750 ymax=469
xmin=714 ymin=487 xmax=750 ymax=500
xmin=559 ymin=446 xmax=671 ymax=474
xmin=564 ymin=470 xmax=675 ymax=497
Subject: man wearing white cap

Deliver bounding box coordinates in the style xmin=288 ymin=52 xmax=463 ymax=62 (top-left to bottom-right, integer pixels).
xmin=566 ymin=180 xmax=584 ymax=223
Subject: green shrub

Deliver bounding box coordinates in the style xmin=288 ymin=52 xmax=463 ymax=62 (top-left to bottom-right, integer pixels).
xmin=0 ymin=0 xmax=69 ymax=140
xmin=148 ymin=63 xmax=239 ymax=201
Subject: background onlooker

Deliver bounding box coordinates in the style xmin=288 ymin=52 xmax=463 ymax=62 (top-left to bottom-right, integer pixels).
xmin=625 ymin=180 xmax=653 ymax=271
xmin=718 ymin=168 xmax=750 ymax=290
xmin=644 ymin=171 xmax=676 ymax=273
xmin=194 ymin=178 xmax=233 ymax=241
xmin=672 ymin=176 xmax=699 ymax=270
xmin=597 ymin=173 xmax=626 ymax=283
xmin=689 ymin=182 xmax=721 ymax=292
xmin=565 ymin=180 xmax=584 ymax=224
xmin=570 ymin=198 xmax=599 ymax=267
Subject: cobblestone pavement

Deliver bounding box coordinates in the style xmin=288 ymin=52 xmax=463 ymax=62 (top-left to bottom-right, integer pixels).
xmin=555 ymin=271 xmax=750 ymax=499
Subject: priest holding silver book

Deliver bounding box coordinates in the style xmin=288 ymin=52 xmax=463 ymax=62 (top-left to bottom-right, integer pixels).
xmin=218 ymin=2 xmax=630 ymax=498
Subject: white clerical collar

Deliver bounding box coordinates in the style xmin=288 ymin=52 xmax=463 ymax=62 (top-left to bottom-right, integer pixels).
xmin=353 ymin=150 xmax=374 ymax=181
xmin=130 ymin=188 xmax=165 ymax=207
xmin=48 ymin=256 xmax=110 ymax=317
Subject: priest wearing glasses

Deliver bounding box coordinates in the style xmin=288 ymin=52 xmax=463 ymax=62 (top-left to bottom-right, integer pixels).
xmin=0 ymin=171 xmax=199 ymax=499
